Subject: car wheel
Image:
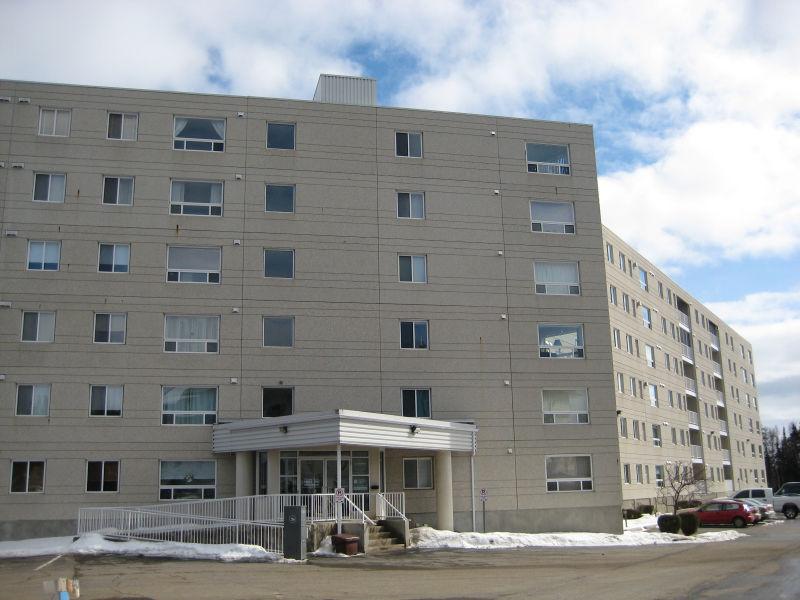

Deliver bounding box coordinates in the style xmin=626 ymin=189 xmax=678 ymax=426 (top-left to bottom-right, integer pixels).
xmin=784 ymin=505 xmax=798 ymax=520
xmin=732 ymin=516 xmax=746 ymax=528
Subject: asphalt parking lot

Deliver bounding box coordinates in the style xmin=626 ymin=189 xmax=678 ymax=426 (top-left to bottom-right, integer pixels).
xmin=2 ymin=520 xmax=798 ymax=600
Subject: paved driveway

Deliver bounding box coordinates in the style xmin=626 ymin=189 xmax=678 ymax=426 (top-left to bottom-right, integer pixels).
xmin=2 ymin=521 xmax=798 ymax=600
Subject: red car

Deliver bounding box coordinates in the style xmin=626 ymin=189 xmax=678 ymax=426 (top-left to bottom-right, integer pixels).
xmin=692 ymin=500 xmax=756 ymax=528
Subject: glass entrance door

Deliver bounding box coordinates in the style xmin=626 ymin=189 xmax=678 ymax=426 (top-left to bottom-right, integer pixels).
xmin=324 ymin=459 xmax=350 ymax=493
xmin=300 ymin=459 xmax=324 ymax=494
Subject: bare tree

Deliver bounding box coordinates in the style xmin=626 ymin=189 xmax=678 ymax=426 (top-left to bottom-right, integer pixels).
xmin=658 ymin=461 xmax=708 ymax=514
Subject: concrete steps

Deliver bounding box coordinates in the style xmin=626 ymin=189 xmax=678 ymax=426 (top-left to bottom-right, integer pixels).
xmin=366 ymin=524 xmax=405 ymax=553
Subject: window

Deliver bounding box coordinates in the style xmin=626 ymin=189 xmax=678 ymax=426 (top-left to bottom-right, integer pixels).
xmin=396 ymin=131 xmax=422 ymax=157
xmin=648 ymin=384 xmax=659 ymax=407
xmin=546 ymin=455 xmax=592 ymax=491
xmin=671 ymin=428 xmax=677 ymax=444
xmin=98 ymin=243 xmax=130 ymax=273
xmin=263 ymin=317 xmax=294 ymax=347
xmin=160 ymin=461 xmax=215 ymax=500
xmin=609 ymin=286 xmax=618 ymax=306
xmin=21 ymin=311 xmax=55 ymax=342
xmin=622 ymin=293 xmax=630 ymax=313
xmin=402 ymin=389 xmax=431 ymax=418
xmin=616 ymin=372 xmax=624 ymax=393
xmin=629 ymin=377 xmax=637 ymax=397
xmin=173 ymin=117 xmax=225 ymax=151
xmin=606 ymin=243 xmax=614 ymax=262
xmin=641 ymin=306 xmax=652 ymax=329
xmin=668 ymin=390 xmax=674 ymax=407
xmin=10 ymin=461 xmax=45 ymax=493
xmin=655 ymin=465 xmax=664 ymax=487
xmin=38 ymin=108 xmax=70 ymax=136
xmin=662 ymin=317 xmax=668 ymax=334
xmin=530 ymin=201 xmax=574 ymax=233
xmin=265 ymin=184 xmax=295 ymax=213
xmin=164 ymin=315 xmax=219 ymax=353
xmin=623 ymin=464 xmax=631 ymax=484
xmin=632 ymin=420 xmax=641 ymax=440
xmin=107 ymin=112 xmax=138 ymax=140
xmin=266 ymin=122 xmax=296 ymax=149
xmin=534 ymin=261 xmax=580 ymax=295
xmin=170 ymin=180 xmax=223 ymax=216
xmin=543 ymin=389 xmax=589 ymax=424
xmin=618 ymin=252 xmax=626 ymax=270
xmin=658 ymin=281 xmax=664 ymax=298
xmin=652 ymin=425 xmax=662 ymax=447
xmin=90 ymin=385 xmax=123 ymax=417
xmin=399 ymin=255 xmax=428 ymax=283
xmin=635 ymin=464 xmax=643 ymax=484
xmin=619 ymin=417 xmax=628 ymax=438
xmin=645 ymin=345 xmax=655 ymax=368
xmin=625 ymin=334 xmax=634 ymax=354
xmin=27 ymin=241 xmax=60 ymax=271
xmin=102 ymin=176 xmax=134 ymax=205
xmin=33 ymin=173 xmax=66 ymax=203
xmin=262 ymin=388 xmax=293 ymax=417
xmin=398 ymin=192 xmax=425 ymax=219
xmin=162 ymin=387 xmax=217 ymax=425
xmin=612 ymin=328 xmax=621 ymax=349
xmin=86 ymin=461 xmax=119 ymax=492
xmin=264 ymin=249 xmax=294 ymax=278
xmin=16 ymin=384 xmax=50 ymax=416
xmin=638 ymin=268 xmax=649 ymax=291
xmin=538 ymin=324 xmax=584 ymax=358
xmin=167 ymin=246 xmax=221 ymax=283
xmin=400 ymin=320 xmax=429 ymax=349
xmin=94 ymin=313 xmax=126 ymax=344
xmin=403 ymin=457 xmax=433 ymax=489
xmin=526 ymin=143 xmax=570 ymax=175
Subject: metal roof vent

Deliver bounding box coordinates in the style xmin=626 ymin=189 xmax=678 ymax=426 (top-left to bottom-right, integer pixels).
xmin=313 ymin=74 xmax=377 ymax=106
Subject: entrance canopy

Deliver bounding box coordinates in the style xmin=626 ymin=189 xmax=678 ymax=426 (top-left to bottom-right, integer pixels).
xmin=212 ymin=409 xmax=477 ymax=454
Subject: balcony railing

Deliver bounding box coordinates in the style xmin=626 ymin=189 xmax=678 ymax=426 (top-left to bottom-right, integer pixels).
xmin=710 ymin=332 xmax=720 ymax=349
xmin=688 ymin=411 xmax=700 ymax=427
xmin=691 ymin=445 xmax=703 ymax=460
xmin=684 ymin=377 xmax=697 ymax=395
xmin=681 ymin=343 xmax=694 ymax=361
xmin=679 ymin=313 xmax=691 ymax=330
xmin=715 ymin=390 xmax=725 ymax=406
xmin=711 ymin=360 xmax=722 ymax=377
xmin=719 ymin=421 xmax=728 ymax=435
xmin=722 ymin=449 xmax=731 ymax=462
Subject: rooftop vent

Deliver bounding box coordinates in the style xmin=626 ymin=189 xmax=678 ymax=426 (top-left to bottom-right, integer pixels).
xmin=313 ymin=74 xmax=376 ymax=106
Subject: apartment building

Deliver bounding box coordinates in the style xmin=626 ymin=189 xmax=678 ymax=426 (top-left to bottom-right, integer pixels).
xmin=0 ymin=76 xmax=626 ymax=540
xmin=604 ymin=229 xmax=766 ymax=507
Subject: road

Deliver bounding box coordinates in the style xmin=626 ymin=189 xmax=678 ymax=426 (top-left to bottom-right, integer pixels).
xmin=2 ymin=521 xmax=798 ymax=600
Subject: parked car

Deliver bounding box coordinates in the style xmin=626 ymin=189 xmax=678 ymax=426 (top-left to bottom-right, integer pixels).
xmin=718 ymin=497 xmax=770 ymax=521
xmin=690 ymin=500 xmax=755 ymax=528
xmin=733 ymin=487 xmax=774 ymax=502
xmin=772 ymin=482 xmax=800 ymax=519
xmin=748 ymin=498 xmax=777 ymax=520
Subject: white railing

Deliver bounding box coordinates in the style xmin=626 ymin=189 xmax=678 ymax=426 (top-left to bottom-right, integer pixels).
xmin=691 ymin=445 xmax=703 ymax=460
xmin=711 ymin=360 xmax=722 ymax=377
xmin=681 ymin=343 xmax=694 ymax=361
xmin=722 ymin=449 xmax=731 ymax=462
xmin=710 ymin=332 xmax=720 ymax=349
xmin=684 ymin=377 xmax=697 ymax=394
xmin=688 ymin=411 xmax=700 ymax=426
xmin=715 ymin=390 xmax=725 ymax=406
xmin=77 ymin=507 xmax=283 ymax=554
xmin=679 ymin=313 xmax=691 ymax=329
xmin=376 ymin=492 xmax=407 ymax=521
xmin=719 ymin=421 xmax=728 ymax=435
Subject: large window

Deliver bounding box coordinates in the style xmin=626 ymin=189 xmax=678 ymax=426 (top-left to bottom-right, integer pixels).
xmin=652 ymin=424 xmax=662 ymax=447
xmin=545 ymin=455 xmax=592 ymax=491
xmin=170 ymin=180 xmax=223 ymax=216
xmin=33 ymin=173 xmax=66 ymax=203
xmin=22 ymin=311 xmax=55 ymax=342
xmin=530 ymin=201 xmax=574 ymax=233
xmin=534 ymin=261 xmax=580 ymax=295
xmin=639 ymin=267 xmax=649 ymax=291
xmin=107 ymin=112 xmax=138 ymax=140
xmin=396 ymin=131 xmax=422 ymax=157
xmin=98 ymin=243 xmax=130 ymax=273
xmin=164 ymin=316 xmax=219 ymax=353
xmin=94 ymin=313 xmax=126 ymax=344
xmin=38 ymin=108 xmax=71 ymax=136
xmin=526 ymin=143 xmax=569 ymax=175
xmin=266 ymin=123 xmax=296 ymax=149
xmin=159 ymin=461 xmax=215 ymax=500
xmin=399 ymin=255 xmax=427 ymax=283
xmin=402 ymin=389 xmax=431 ymax=418
xmin=400 ymin=320 xmax=429 ymax=349
xmin=542 ymin=389 xmax=589 ymax=424
xmin=264 ymin=249 xmax=294 ymax=279
xmin=645 ymin=344 xmax=655 ymax=368
xmin=27 ymin=241 xmax=60 ymax=271
xmin=86 ymin=460 xmax=119 ymax=492
xmin=10 ymin=461 xmax=45 ymax=493
xmin=648 ymin=384 xmax=659 ymax=407
xmin=265 ymin=184 xmax=295 ymax=213
xmin=397 ymin=192 xmax=425 ymax=219
xmin=90 ymin=385 xmax=123 ymax=417
xmin=403 ymin=457 xmax=433 ymax=489
xmin=167 ymin=246 xmax=221 ymax=283
xmin=162 ymin=387 xmax=217 ymax=425
xmin=263 ymin=317 xmax=294 ymax=347
xmin=538 ymin=324 xmax=584 ymax=358
xmin=16 ymin=384 xmax=50 ymax=416
xmin=263 ymin=388 xmax=293 ymax=417
xmin=102 ymin=176 xmax=134 ymax=205
xmin=642 ymin=306 xmax=652 ymax=329
xmin=173 ymin=117 xmax=225 ymax=151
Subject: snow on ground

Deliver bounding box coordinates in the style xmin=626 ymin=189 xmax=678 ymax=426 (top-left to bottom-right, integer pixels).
xmin=623 ymin=513 xmax=660 ymax=532
xmin=0 ymin=533 xmax=277 ymax=562
xmin=411 ymin=526 xmax=746 ymax=550
xmin=310 ymin=535 xmax=363 ymax=558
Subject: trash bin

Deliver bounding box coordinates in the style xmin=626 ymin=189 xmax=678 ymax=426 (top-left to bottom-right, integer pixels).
xmin=332 ymin=534 xmax=359 ymax=555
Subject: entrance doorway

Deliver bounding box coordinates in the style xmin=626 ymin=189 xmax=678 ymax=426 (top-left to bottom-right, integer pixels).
xmin=300 ymin=458 xmax=351 ymax=494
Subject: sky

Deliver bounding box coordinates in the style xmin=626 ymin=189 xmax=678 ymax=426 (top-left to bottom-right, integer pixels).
xmin=1 ymin=0 xmax=798 ymax=428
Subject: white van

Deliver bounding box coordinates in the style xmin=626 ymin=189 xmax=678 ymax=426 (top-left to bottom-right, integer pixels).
xmin=732 ymin=488 xmax=774 ymax=501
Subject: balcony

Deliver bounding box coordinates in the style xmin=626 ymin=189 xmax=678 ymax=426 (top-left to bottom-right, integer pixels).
xmin=688 ymin=411 xmax=700 ymax=428
xmin=722 ymin=449 xmax=731 ymax=463
xmin=681 ymin=343 xmax=694 ymax=362
xmin=679 ymin=312 xmax=691 ymax=331
xmin=684 ymin=377 xmax=697 ymax=396
xmin=719 ymin=421 xmax=728 ymax=435
xmin=712 ymin=360 xmax=722 ymax=378
xmin=715 ymin=390 xmax=725 ymax=406
xmin=691 ymin=445 xmax=704 ymax=462
xmin=710 ymin=332 xmax=720 ymax=349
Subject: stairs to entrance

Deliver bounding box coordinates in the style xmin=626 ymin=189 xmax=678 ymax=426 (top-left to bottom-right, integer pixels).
xmin=366 ymin=522 xmax=405 ymax=553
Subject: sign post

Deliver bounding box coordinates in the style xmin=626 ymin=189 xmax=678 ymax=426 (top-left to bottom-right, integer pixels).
xmin=334 ymin=487 xmax=345 ymax=534
xmin=479 ymin=488 xmax=488 ymax=533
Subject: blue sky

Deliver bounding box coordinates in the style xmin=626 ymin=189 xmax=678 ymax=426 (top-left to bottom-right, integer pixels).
xmin=1 ymin=0 xmax=798 ymax=427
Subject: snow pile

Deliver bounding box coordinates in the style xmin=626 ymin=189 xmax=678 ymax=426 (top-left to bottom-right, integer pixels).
xmin=0 ymin=533 xmax=277 ymax=562
xmin=623 ymin=513 xmax=660 ymax=532
xmin=410 ymin=526 xmax=746 ymax=550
